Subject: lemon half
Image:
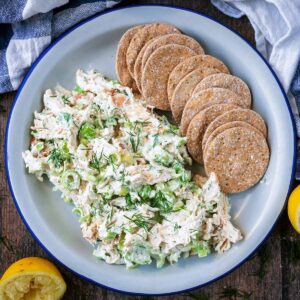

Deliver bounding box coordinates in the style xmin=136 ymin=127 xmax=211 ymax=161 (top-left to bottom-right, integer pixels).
xmin=0 ymin=257 xmax=66 ymax=300
xmin=288 ymin=185 xmax=300 ymax=233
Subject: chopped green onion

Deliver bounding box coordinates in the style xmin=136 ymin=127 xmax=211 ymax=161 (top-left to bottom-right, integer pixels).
xmin=78 ymin=122 xmax=96 ymax=145
xmin=105 ymin=231 xmax=118 ymax=240
xmin=35 ymin=142 xmax=44 ymax=152
xmin=73 ymin=207 xmax=83 ymax=216
xmin=111 ymin=79 xmax=121 ymax=85
xmin=74 ymin=85 xmax=86 ymax=93
xmin=192 ymin=241 xmax=210 ymax=257
xmin=62 ymin=170 xmax=81 ymax=190
xmin=155 ymin=152 xmax=173 ymax=167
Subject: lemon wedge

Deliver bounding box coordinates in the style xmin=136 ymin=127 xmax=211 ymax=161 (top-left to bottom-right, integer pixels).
xmin=0 ymin=257 xmax=66 ymax=300
xmin=288 ymin=185 xmax=300 ymax=233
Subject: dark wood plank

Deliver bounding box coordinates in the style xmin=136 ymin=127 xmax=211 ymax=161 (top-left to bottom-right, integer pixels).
xmin=0 ymin=1 xmax=297 ymax=299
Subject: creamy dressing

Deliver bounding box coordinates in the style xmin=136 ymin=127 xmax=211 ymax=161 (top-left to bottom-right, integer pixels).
xmin=23 ymin=70 xmax=242 ymax=268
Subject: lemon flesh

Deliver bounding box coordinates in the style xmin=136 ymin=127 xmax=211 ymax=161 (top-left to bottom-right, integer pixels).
xmin=0 ymin=258 xmax=66 ymax=300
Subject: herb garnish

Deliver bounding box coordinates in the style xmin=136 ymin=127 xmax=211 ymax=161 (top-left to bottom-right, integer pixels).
xmin=78 ymin=122 xmax=96 ymax=145
xmin=61 ymin=95 xmax=70 ymax=104
xmin=186 ymin=291 xmax=210 ymax=300
xmin=117 ymin=89 xmax=128 ymax=96
xmin=48 ymin=143 xmax=71 ymax=168
xmin=174 ymin=223 xmax=181 ymax=231
xmin=90 ymin=153 xmax=102 ymax=171
xmin=125 ymin=213 xmax=150 ymax=232
xmin=89 ymin=149 xmax=104 ymax=171
xmin=152 ymin=133 xmax=159 ymax=148
xmin=0 ymin=236 xmax=14 ymax=253
xmin=252 ymin=243 xmax=270 ymax=282
xmin=129 ymin=128 xmax=141 ymax=153
xmin=220 ymin=286 xmax=252 ymax=300
xmin=103 ymin=153 xmax=118 ymax=172
xmin=151 ymin=191 xmax=173 ymax=213
xmin=150 ymin=212 xmax=165 ymax=224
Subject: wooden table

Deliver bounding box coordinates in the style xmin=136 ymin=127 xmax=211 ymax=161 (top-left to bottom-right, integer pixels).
xmin=1 ymin=1 xmax=299 ymax=299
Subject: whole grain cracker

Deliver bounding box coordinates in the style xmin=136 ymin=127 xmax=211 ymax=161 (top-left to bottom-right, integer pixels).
xmin=180 ymin=88 xmax=243 ymax=135
xmin=167 ymin=55 xmax=230 ymax=101
xmin=186 ymin=103 xmax=238 ymax=163
xmin=203 ymin=121 xmax=259 ymax=157
xmin=204 ymin=126 xmax=269 ymax=193
xmin=133 ymin=38 xmax=158 ymax=93
xmin=202 ymin=108 xmax=267 ymax=150
xmin=115 ymin=25 xmax=144 ymax=92
xmin=134 ymin=34 xmax=204 ymax=93
xmin=141 ymin=44 xmax=196 ymax=110
xmin=126 ymin=23 xmax=180 ymax=77
xmin=141 ymin=34 xmax=204 ymax=71
xmin=171 ymin=67 xmax=220 ymax=124
xmin=193 ymin=73 xmax=252 ymax=107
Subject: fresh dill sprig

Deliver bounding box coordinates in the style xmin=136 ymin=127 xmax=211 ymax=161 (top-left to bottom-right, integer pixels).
xmin=103 ymin=153 xmax=117 ymax=172
xmin=48 ymin=145 xmax=71 ymax=168
xmin=220 ymin=286 xmax=252 ymax=300
xmin=251 ymin=243 xmax=270 ymax=282
xmin=149 ymin=212 xmax=165 ymax=224
xmin=89 ymin=150 xmax=103 ymax=171
xmin=125 ymin=213 xmax=149 ymax=231
xmin=61 ymin=95 xmax=70 ymax=104
xmin=186 ymin=291 xmax=210 ymax=300
xmin=151 ymin=191 xmax=173 ymax=213
xmin=117 ymin=89 xmax=128 ymax=96
xmin=129 ymin=128 xmax=141 ymax=153
xmin=0 ymin=236 xmax=14 ymax=253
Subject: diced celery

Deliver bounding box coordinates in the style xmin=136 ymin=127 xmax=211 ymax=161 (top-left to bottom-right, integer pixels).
xmin=35 ymin=142 xmax=44 ymax=152
xmin=192 ymin=241 xmax=210 ymax=258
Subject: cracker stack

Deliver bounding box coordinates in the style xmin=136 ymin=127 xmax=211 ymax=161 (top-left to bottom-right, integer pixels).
xmin=115 ymin=23 xmax=270 ymax=194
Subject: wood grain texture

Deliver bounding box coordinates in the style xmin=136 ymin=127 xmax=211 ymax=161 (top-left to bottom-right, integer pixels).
xmin=0 ymin=1 xmax=298 ymax=299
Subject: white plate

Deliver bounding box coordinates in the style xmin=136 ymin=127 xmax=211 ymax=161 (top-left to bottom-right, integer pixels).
xmin=5 ymin=5 xmax=296 ymax=295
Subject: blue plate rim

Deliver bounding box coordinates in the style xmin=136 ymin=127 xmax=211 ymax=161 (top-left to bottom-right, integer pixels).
xmin=4 ymin=4 xmax=297 ymax=296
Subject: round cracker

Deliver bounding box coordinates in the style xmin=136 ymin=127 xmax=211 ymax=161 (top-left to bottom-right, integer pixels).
xmin=180 ymin=88 xmax=243 ymax=135
xmin=202 ymin=108 xmax=267 ymax=150
xmin=126 ymin=23 xmax=180 ymax=77
xmin=167 ymin=55 xmax=230 ymax=101
xmin=115 ymin=25 xmax=144 ymax=92
xmin=141 ymin=44 xmax=196 ymax=110
xmin=170 ymin=67 xmax=220 ymax=123
xmin=141 ymin=34 xmax=204 ymax=71
xmin=133 ymin=38 xmax=158 ymax=93
xmin=204 ymin=126 xmax=269 ymax=193
xmin=186 ymin=103 xmax=238 ymax=163
xmin=193 ymin=73 xmax=251 ymax=107
xmin=203 ymin=121 xmax=259 ymax=157
xmin=134 ymin=34 xmax=204 ymax=93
